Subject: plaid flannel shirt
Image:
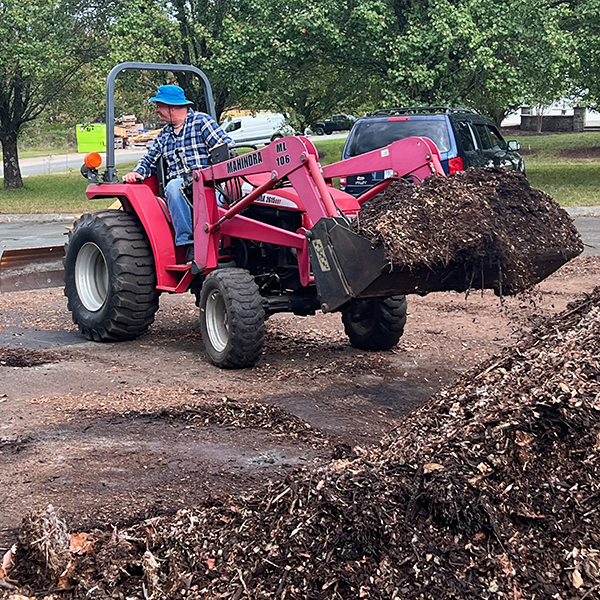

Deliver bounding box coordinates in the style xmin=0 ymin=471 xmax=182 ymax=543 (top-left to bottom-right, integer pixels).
xmin=133 ymin=109 xmax=232 ymax=181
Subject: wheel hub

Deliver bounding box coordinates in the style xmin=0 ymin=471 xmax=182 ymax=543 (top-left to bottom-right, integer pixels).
xmin=205 ymin=289 xmax=229 ymax=352
xmin=75 ymin=242 xmax=109 ymax=312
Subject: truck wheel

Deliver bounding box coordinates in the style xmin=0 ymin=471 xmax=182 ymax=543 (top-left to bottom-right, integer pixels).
xmin=315 ymin=126 xmax=325 ymax=136
xmin=342 ymin=296 xmax=407 ymax=351
xmin=200 ymin=268 xmax=265 ymax=368
xmin=64 ymin=210 xmax=159 ymax=342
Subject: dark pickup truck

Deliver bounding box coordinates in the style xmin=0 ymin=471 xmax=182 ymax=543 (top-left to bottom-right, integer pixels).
xmin=313 ymin=114 xmax=356 ymax=135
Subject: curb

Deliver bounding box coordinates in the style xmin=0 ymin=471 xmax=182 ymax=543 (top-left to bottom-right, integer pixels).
xmin=1 ymin=206 xmax=599 ymax=223
xmin=564 ymin=207 xmax=600 ymax=217
xmin=0 ymin=213 xmax=79 ymax=224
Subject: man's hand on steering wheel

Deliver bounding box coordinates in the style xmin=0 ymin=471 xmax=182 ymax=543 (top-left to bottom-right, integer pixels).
xmin=123 ymin=172 xmax=144 ymax=183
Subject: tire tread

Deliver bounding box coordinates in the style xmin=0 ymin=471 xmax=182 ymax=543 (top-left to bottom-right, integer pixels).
xmin=200 ymin=269 xmax=265 ymax=368
xmin=342 ymin=295 xmax=407 ymax=351
xmin=64 ymin=210 xmax=160 ymax=342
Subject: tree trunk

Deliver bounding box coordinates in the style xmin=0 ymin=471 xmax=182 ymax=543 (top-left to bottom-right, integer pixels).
xmin=489 ymin=108 xmax=508 ymax=129
xmin=1 ymin=134 xmax=23 ymax=190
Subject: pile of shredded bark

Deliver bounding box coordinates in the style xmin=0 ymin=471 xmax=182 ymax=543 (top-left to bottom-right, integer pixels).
xmin=157 ymin=398 xmax=327 ymax=446
xmin=353 ymin=168 xmax=583 ymax=293
xmin=6 ymin=290 xmax=600 ymax=599
xmin=0 ymin=346 xmax=66 ymax=368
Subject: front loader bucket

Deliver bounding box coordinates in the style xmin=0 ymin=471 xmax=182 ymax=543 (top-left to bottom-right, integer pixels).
xmin=0 ymin=246 xmax=65 ymax=293
xmin=307 ymin=217 xmax=578 ymax=312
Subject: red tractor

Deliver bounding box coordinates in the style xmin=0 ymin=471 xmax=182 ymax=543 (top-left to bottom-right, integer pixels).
xmin=63 ymin=63 xmax=566 ymax=368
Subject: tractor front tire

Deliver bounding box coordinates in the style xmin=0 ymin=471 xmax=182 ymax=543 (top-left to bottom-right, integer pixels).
xmin=342 ymin=296 xmax=407 ymax=351
xmin=64 ymin=210 xmax=159 ymax=342
xmin=200 ymin=268 xmax=265 ymax=368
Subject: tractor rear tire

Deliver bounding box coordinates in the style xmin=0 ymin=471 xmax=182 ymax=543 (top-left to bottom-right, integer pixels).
xmin=200 ymin=268 xmax=265 ymax=368
xmin=64 ymin=210 xmax=159 ymax=342
xmin=342 ymin=296 xmax=407 ymax=351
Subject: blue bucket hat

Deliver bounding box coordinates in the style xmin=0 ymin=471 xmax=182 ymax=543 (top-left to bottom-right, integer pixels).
xmin=149 ymin=85 xmax=193 ymax=106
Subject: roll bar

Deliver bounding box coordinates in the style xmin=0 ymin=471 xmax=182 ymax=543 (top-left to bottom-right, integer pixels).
xmin=104 ymin=62 xmax=216 ymax=183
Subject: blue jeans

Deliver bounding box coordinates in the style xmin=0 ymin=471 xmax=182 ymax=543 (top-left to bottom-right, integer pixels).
xmin=165 ymin=178 xmax=193 ymax=246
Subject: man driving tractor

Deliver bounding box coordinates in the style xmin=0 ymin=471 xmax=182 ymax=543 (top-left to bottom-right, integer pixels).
xmin=123 ymin=84 xmax=232 ymax=262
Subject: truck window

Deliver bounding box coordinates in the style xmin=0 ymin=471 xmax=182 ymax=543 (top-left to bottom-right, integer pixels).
xmin=225 ymin=121 xmax=241 ymax=133
xmin=472 ymin=123 xmax=493 ymax=150
xmin=456 ymin=121 xmax=476 ymax=152
xmin=486 ymin=126 xmax=506 ymax=151
xmin=346 ymin=119 xmax=452 ymax=157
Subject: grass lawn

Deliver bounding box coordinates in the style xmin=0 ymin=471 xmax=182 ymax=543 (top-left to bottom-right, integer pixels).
xmin=0 ymin=134 xmax=598 ymax=214
xmin=525 ymin=160 xmax=600 ymax=206
xmin=0 ymin=172 xmax=117 ymax=214
xmin=0 ymin=147 xmax=79 ymax=160
xmin=512 ymin=130 xmax=600 ymax=206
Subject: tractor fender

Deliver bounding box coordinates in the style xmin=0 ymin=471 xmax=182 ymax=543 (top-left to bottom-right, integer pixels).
xmin=85 ymin=182 xmax=180 ymax=289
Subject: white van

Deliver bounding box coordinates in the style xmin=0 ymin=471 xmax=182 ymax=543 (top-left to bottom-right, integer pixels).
xmin=222 ymin=113 xmax=293 ymax=146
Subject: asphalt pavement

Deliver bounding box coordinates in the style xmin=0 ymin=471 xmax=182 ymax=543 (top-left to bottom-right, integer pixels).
xmin=0 ymin=134 xmax=345 ymax=179
xmin=1 ymin=132 xmax=598 ymax=256
xmin=0 ymin=148 xmax=146 ymax=179
xmin=1 ymin=210 xmax=599 ymax=255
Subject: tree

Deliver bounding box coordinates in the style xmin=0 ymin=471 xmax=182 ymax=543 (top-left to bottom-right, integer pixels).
xmin=145 ymin=0 xmax=262 ymax=119
xmin=249 ymin=0 xmax=365 ymax=131
xmin=333 ymin=0 xmax=578 ymax=125
xmin=103 ymin=0 xmax=357 ymax=127
xmin=0 ymin=0 xmax=118 ymax=189
xmin=568 ymin=0 xmax=600 ymax=108
xmin=467 ymin=0 xmax=578 ymax=125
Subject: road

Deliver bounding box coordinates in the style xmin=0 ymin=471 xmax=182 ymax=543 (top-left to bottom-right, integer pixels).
xmin=1 ymin=213 xmax=599 ymax=254
xmin=571 ymin=215 xmax=600 ymax=254
xmin=0 ymin=148 xmax=146 ymax=179
xmin=1 ymin=135 xmax=347 ymax=179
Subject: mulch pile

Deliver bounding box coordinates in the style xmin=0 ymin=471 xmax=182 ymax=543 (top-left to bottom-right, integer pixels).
xmin=0 ymin=346 xmax=66 ymax=368
xmin=353 ymin=168 xmax=583 ymax=294
xmin=4 ymin=289 xmax=600 ymax=599
xmin=158 ymin=398 xmax=327 ymax=447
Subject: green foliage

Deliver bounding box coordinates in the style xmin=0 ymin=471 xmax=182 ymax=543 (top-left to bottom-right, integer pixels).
xmin=568 ymin=0 xmax=600 ymax=108
xmin=125 ymin=0 xmax=263 ymax=119
xmin=251 ymin=0 xmax=365 ymax=129
xmin=0 ymin=0 xmax=117 ymax=188
xmin=339 ymin=0 xmax=579 ymax=123
xmin=3 ymin=0 xmax=600 ymax=186
xmin=2 ymin=135 xmax=599 ymax=213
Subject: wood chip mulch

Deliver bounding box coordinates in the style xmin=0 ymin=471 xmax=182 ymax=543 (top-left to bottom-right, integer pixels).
xmin=353 ymin=168 xmax=583 ymax=294
xmin=157 ymin=397 xmax=327 ymax=446
xmin=6 ymin=285 xmax=600 ymax=599
xmin=0 ymin=346 xmax=67 ymax=368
